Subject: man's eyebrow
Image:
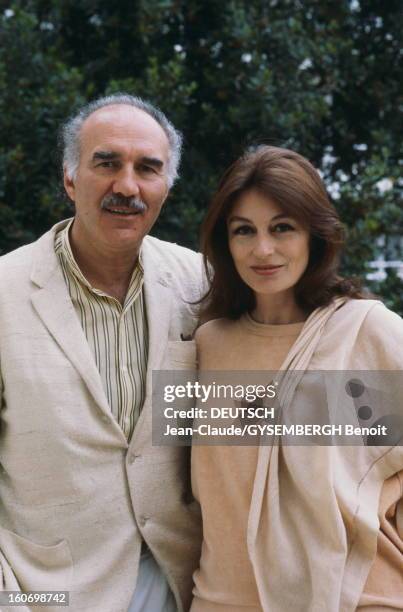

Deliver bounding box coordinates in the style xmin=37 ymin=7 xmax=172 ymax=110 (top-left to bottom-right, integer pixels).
xmin=140 ymin=156 xmax=164 ymax=169
xmin=92 ymin=151 xmax=121 ymax=162
xmin=91 ymin=152 xmax=164 ymax=170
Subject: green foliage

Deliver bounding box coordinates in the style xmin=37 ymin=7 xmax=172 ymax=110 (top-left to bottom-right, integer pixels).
xmin=0 ymin=0 xmax=402 ymax=313
xmin=0 ymin=3 xmax=85 ymax=251
xmin=369 ymin=268 xmax=403 ymax=314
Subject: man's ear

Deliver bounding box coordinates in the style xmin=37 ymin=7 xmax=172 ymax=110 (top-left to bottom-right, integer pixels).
xmin=63 ymin=166 xmax=76 ymax=202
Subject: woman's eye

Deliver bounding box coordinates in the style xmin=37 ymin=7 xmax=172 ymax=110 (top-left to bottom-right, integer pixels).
xmin=233 ymin=225 xmax=254 ymax=235
xmin=272 ymin=223 xmax=294 ymax=233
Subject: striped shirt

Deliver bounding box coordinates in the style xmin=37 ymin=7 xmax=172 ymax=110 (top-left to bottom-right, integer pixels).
xmin=55 ymin=221 xmax=148 ymax=441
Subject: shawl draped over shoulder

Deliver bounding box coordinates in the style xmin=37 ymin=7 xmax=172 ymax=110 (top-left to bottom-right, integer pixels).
xmin=247 ymin=298 xmax=403 ymax=612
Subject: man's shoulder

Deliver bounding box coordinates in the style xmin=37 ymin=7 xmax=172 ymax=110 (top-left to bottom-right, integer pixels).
xmin=0 ymin=240 xmax=38 ymax=277
xmin=0 ymin=222 xmax=63 ymax=285
xmin=143 ymin=235 xmax=204 ymax=281
xmin=143 ymin=235 xmax=201 ymax=265
xmin=142 ymin=235 xmax=206 ymax=305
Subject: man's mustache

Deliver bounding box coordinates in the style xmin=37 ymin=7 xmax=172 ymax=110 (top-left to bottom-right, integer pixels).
xmin=101 ymin=194 xmax=148 ymax=213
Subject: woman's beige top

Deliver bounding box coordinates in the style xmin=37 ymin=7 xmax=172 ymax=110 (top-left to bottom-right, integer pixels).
xmin=191 ymin=315 xmax=304 ymax=611
xmin=191 ymin=300 xmax=403 ymax=612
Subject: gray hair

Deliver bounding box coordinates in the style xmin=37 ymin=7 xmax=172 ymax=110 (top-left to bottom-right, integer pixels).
xmin=62 ymin=93 xmax=182 ymax=188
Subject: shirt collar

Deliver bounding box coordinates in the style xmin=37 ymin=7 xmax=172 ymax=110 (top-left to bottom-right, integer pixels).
xmin=55 ymin=219 xmax=144 ymax=305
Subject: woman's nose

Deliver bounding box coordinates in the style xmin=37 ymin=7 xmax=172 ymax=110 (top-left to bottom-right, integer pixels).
xmin=252 ymin=235 xmax=275 ymax=258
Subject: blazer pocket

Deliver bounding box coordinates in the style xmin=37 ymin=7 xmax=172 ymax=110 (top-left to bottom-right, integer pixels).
xmin=166 ymin=340 xmax=197 ymax=369
xmin=0 ymin=526 xmax=73 ymax=593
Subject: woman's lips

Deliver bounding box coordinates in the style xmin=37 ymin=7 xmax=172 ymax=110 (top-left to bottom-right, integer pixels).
xmin=250 ymin=265 xmax=284 ymax=276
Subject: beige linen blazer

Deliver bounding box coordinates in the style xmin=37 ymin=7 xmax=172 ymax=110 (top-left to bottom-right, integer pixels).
xmin=0 ymin=220 xmax=204 ymax=612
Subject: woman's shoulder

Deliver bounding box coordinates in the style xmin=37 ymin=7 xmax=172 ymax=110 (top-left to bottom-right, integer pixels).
xmin=335 ymin=298 xmax=402 ymax=334
xmin=195 ymin=317 xmax=236 ymax=344
xmin=322 ymin=298 xmax=403 ymax=369
xmin=194 ymin=318 xmax=240 ymax=369
xmin=355 ymin=300 xmax=403 ymax=350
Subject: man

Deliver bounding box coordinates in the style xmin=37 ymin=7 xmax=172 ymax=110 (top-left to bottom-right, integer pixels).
xmin=0 ymin=94 xmax=204 ymax=611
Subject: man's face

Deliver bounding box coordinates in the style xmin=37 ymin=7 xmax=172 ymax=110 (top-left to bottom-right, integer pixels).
xmin=64 ymin=104 xmax=170 ymax=254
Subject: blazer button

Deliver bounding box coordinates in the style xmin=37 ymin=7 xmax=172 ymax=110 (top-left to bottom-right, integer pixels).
xmin=128 ymin=453 xmax=139 ymax=464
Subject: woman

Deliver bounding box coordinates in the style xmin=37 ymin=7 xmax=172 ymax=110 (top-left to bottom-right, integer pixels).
xmin=190 ymin=146 xmax=403 ymax=612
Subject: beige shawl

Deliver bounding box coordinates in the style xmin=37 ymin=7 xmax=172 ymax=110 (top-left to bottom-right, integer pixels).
xmin=247 ymin=299 xmax=403 ymax=612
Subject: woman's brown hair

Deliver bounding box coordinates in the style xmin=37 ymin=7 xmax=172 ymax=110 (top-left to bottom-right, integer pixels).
xmin=200 ymin=145 xmax=368 ymax=320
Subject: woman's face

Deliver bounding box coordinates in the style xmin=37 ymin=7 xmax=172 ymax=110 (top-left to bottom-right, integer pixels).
xmin=227 ymin=189 xmax=310 ymax=303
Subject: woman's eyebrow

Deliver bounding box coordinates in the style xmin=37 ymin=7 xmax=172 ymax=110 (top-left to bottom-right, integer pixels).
xmin=228 ymin=213 xmax=291 ymax=224
xmin=228 ymin=215 xmax=252 ymax=224
xmin=269 ymin=213 xmax=291 ymax=221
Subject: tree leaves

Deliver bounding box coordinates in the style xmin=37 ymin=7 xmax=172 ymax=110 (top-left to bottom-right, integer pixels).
xmin=1 ymin=0 xmax=401 ymax=311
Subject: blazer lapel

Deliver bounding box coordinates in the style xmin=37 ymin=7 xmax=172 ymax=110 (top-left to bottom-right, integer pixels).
xmin=129 ymin=238 xmax=173 ymax=445
xmin=30 ymin=222 xmax=117 ymax=424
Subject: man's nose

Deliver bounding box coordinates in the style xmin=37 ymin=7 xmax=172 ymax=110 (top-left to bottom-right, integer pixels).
xmin=112 ymin=168 xmax=140 ymax=197
xmin=253 ymin=235 xmax=275 ymax=258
